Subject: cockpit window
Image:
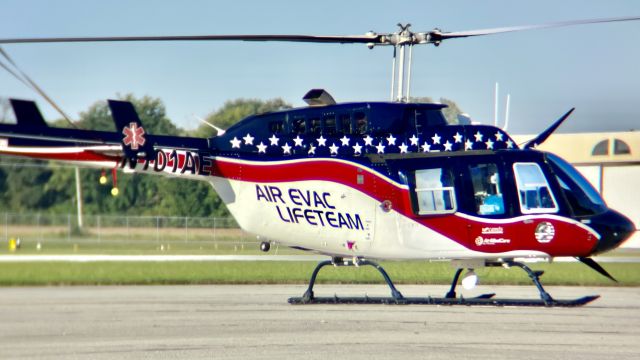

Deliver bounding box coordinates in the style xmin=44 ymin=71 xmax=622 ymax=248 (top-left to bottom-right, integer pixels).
xmin=469 ymin=163 xmax=504 ymax=216
xmin=412 ymin=168 xmax=456 ymax=215
xmin=513 ymin=162 xmax=558 ymax=214
xmin=546 ymin=153 xmax=607 ymax=216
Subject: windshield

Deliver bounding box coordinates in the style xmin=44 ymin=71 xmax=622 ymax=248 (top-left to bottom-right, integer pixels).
xmin=546 ymin=153 xmax=607 ymax=216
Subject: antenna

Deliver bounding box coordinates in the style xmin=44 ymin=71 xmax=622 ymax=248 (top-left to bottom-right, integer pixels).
xmin=493 ymin=82 xmax=499 ymax=126
xmin=194 ymin=115 xmax=226 ymax=136
xmin=503 ymin=94 xmax=511 ymax=131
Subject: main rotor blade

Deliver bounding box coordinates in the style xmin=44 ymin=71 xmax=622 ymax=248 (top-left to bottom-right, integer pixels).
xmin=434 ymin=15 xmax=640 ymax=40
xmin=1 ymin=15 xmax=638 ymax=47
xmin=0 ymin=34 xmax=380 ymax=45
xmin=577 ymin=257 xmax=618 ymax=282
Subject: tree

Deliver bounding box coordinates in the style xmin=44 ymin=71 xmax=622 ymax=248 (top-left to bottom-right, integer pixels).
xmin=77 ymin=94 xmax=179 ymax=134
xmin=192 ymin=98 xmax=291 ymax=138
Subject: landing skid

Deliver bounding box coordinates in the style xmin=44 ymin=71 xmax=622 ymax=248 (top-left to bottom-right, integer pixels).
xmin=288 ymin=258 xmax=600 ymax=307
xmin=288 ymin=294 xmax=599 ymax=307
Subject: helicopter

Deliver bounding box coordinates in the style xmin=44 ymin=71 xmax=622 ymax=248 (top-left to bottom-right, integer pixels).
xmin=0 ymin=16 xmax=638 ymax=307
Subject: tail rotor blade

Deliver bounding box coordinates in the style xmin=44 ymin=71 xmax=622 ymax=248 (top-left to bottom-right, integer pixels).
xmin=577 ymin=257 xmax=618 ymax=282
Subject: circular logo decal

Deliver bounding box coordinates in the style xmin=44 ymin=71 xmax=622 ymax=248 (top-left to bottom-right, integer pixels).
xmin=475 ymin=236 xmax=484 ymax=246
xmin=535 ymin=222 xmax=555 ymax=243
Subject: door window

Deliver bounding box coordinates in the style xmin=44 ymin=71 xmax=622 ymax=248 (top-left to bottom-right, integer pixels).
xmin=413 ymin=168 xmax=456 ymax=215
xmin=469 ymin=163 xmax=504 ymax=216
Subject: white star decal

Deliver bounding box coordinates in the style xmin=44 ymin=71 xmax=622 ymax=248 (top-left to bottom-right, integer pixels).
xmin=329 ymin=143 xmax=339 ymax=155
xmin=352 ymin=142 xmax=363 ymax=154
xmin=431 ymin=133 xmax=441 ymax=144
xmin=495 ymin=131 xmax=504 ymax=141
xmin=421 ymin=142 xmax=431 ymax=153
xmin=376 ymin=142 xmax=386 ymax=154
xmin=506 ymin=139 xmax=515 ymax=149
xmin=465 ymin=139 xmax=473 ymax=150
xmin=243 ymin=133 xmax=254 ymax=145
xmin=316 ymin=135 xmax=327 ymax=147
xmin=256 ymin=142 xmax=267 ymax=153
xmin=474 ymin=131 xmax=483 ymax=142
xmin=281 ymin=143 xmax=292 ymax=154
xmin=363 ymin=135 xmax=374 ymax=146
xmin=485 ymin=139 xmax=495 ymax=150
xmin=443 ymin=140 xmax=453 ymax=151
xmin=230 ymin=137 xmax=241 ymax=148
xmin=308 ymin=145 xmax=316 ymax=155
xmin=268 ymin=134 xmax=279 ymax=146
xmin=386 ymin=134 xmax=397 ymax=146
xmin=398 ymin=142 xmax=409 ymax=154
xmin=293 ymin=135 xmax=304 ymax=147
xmin=409 ymin=134 xmax=419 ymax=146
xmin=340 ymin=135 xmax=350 ymax=146
xmin=453 ymin=132 xmax=463 ymax=143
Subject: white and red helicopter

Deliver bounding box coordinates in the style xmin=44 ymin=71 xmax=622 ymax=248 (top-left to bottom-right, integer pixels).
xmin=0 ymin=17 xmax=637 ymax=306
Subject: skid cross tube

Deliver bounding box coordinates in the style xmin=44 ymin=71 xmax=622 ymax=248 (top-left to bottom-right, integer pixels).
xmin=300 ymin=258 xmax=404 ymax=303
xmin=445 ymin=268 xmax=464 ymax=299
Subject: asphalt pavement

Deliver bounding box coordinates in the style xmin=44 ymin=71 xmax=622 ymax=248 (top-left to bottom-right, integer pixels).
xmin=0 ymin=284 xmax=639 ymax=359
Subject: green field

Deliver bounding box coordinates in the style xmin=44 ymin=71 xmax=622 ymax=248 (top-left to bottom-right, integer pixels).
xmin=1 ymin=223 xmax=639 ymax=287
xmin=0 ymin=261 xmax=638 ymax=287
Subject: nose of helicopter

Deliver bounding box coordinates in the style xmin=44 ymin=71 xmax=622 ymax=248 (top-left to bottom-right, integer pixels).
xmin=587 ymin=209 xmax=636 ymax=255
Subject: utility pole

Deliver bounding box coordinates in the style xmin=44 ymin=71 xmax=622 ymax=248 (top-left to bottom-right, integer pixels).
xmin=75 ymin=167 xmax=83 ymax=228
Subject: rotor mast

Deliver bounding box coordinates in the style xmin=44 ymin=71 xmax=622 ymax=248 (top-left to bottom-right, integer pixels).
xmin=389 ymin=24 xmax=416 ymax=102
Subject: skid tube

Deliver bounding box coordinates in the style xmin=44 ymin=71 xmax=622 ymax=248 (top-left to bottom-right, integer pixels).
xmin=288 ymin=258 xmax=600 ymax=307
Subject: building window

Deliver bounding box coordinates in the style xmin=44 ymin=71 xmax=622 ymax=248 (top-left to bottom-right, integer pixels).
xmin=614 ymin=139 xmax=631 ymax=155
xmin=592 ymin=140 xmax=609 ymax=155
xmin=592 ymin=138 xmax=632 ymax=156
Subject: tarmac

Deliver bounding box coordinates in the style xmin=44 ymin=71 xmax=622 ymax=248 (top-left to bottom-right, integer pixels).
xmin=0 ymin=284 xmax=639 ymax=359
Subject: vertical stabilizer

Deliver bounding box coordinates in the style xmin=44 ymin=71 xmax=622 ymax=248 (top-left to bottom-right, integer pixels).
xmin=10 ymin=98 xmax=47 ymax=127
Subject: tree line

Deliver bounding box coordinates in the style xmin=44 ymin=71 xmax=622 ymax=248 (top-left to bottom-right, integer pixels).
xmin=0 ymin=95 xmax=461 ymax=217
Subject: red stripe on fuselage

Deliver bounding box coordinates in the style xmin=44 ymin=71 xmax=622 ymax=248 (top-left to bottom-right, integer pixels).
xmin=0 ymin=148 xmax=119 ymax=163
xmin=209 ymin=157 xmax=597 ymax=257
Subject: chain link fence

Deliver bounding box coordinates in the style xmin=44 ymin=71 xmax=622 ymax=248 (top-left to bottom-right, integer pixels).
xmin=0 ymin=213 xmax=266 ymax=254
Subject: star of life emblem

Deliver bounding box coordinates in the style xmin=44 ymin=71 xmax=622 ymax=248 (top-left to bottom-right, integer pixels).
xmin=122 ymin=122 xmax=146 ymax=150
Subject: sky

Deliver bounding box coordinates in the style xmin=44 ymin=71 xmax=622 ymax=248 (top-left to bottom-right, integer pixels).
xmin=0 ymin=0 xmax=639 ymax=135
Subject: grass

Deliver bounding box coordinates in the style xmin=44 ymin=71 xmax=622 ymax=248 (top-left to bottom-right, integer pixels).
xmin=0 ymin=239 xmax=304 ymax=255
xmin=0 ymin=261 xmax=638 ymax=287
xmin=1 ymin=225 xmax=638 ymax=287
